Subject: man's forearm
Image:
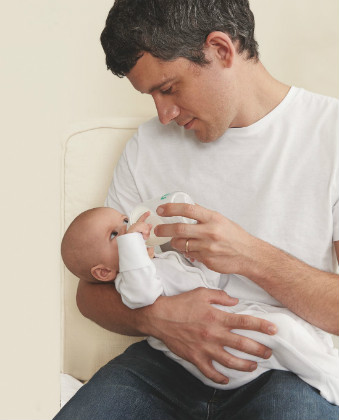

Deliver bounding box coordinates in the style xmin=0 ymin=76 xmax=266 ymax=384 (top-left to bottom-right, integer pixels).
xmin=76 ymin=279 xmax=147 ymax=336
xmin=247 ymin=238 xmax=339 ymax=335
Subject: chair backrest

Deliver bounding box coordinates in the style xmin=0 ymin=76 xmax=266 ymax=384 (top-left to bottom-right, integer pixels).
xmin=61 ymin=118 xmax=146 ymax=381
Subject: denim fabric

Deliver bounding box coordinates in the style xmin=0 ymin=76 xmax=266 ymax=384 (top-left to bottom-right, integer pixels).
xmin=53 ymin=341 xmax=339 ymax=420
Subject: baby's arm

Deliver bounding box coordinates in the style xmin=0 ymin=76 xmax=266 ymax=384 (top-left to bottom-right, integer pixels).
xmin=115 ymin=213 xmax=162 ymax=309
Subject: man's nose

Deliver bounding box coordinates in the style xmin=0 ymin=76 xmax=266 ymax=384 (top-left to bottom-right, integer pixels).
xmin=154 ymin=97 xmax=180 ymax=125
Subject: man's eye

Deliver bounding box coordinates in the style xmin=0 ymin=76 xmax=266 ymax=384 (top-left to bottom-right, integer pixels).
xmin=110 ymin=231 xmax=118 ymax=240
xmin=161 ymin=87 xmax=172 ymax=95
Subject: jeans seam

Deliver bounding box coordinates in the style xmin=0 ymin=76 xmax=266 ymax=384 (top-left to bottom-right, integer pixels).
xmin=206 ymin=389 xmax=217 ymax=420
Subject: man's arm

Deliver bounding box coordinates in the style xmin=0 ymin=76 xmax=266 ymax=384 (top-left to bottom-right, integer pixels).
xmin=155 ymin=204 xmax=339 ymax=335
xmin=77 ymin=280 xmax=142 ymax=335
xmin=243 ymin=239 xmax=339 ymax=335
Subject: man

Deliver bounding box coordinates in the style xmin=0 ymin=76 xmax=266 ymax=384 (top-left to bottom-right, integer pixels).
xmin=54 ymin=1 xmax=339 ymax=419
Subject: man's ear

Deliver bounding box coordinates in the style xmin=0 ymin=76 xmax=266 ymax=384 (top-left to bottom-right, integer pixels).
xmin=91 ymin=264 xmax=116 ymax=282
xmin=204 ymin=31 xmax=235 ymax=68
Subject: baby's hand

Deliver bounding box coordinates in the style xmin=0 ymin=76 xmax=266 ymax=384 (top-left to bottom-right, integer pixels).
xmin=127 ymin=212 xmax=155 ymax=258
xmin=127 ymin=211 xmax=152 ymax=241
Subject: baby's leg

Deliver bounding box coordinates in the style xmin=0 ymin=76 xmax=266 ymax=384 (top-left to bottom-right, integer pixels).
xmin=213 ymin=305 xmax=339 ymax=404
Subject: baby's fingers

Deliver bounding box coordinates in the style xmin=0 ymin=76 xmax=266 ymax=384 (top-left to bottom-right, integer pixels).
xmin=127 ymin=221 xmax=152 ymax=236
xmin=142 ymin=223 xmax=152 ymax=239
xmin=136 ymin=211 xmax=151 ymax=223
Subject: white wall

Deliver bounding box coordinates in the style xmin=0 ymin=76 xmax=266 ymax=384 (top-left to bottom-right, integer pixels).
xmin=0 ymin=1 xmax=337 ymax=419
xmin=252 ymin=0 xmax=339 ymax=96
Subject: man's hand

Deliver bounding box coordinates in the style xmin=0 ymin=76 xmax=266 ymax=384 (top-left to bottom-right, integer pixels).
xmin=138 ymin=288 xmax=277 ymax=385
xmin=155 ymin=203 xmax=257 ymax=275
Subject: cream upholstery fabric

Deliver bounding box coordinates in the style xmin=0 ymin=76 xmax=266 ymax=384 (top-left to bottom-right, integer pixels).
xmin=61 ymin=119 xmax=146 ymax=381
xmin=61 ymin=118 xmax=339 ymax=381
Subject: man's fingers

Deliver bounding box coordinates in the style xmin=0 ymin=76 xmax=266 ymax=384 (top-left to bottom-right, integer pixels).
xmin=155 ymin=221 xmax=205 ymax=239
xmin=224 ymin=312 xmax=277 ymax=336
xmin=196 ymin=348 xmax=259 ymax=383
xmin=211 ymin=347 xmax=259 ymax=372
xmin=172 ymin=238 xmax=199 ymax=253
xmin=195 ymin=359 xmax=230 ymax=385
xmin=157 ymin=203 xmax=210 ymax=223
xmin=204 ymin=288 xmax=239 ymax=306
xmin=223 ymin=330 xmax=273 ymax=360
xmin=184 ymin=289 xmax=274 ymax=359
xmin=186 ymin=288 xmax=239 ymax=307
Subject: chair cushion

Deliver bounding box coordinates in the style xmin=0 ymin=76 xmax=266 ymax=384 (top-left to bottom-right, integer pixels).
xmin=62 ymin=118 xmax=146 ymax=381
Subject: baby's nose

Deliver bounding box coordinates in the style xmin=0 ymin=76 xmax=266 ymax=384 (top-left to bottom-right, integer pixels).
xmin=120 ymin=224 xmax=128 ymax=235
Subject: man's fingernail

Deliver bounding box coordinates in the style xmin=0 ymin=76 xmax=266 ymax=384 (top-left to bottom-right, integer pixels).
xmin=250 ymin=364 xmax=257 ymax=371
xmin=268 ymin=326 xmax=277 ymax=334
xmin=157 ymin=206 xmax=164 ymax=215
xmin=264 ymin=350 xmax=272 ymax=359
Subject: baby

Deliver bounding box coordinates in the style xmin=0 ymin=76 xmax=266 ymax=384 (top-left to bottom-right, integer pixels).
xmin=61 ymin=206 xmax=339 ymax=405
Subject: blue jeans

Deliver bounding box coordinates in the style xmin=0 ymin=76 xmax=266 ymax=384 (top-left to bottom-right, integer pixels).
xmin=53 ymin=341 xmax=339 ymax=420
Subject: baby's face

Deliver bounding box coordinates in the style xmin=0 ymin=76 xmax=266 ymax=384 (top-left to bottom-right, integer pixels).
xmin=88 ymin=207 xmax=129 ymax=277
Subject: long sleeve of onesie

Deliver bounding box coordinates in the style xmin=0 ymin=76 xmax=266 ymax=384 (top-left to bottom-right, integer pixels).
xmin=115 ymin=233 xmax=163 ymax=309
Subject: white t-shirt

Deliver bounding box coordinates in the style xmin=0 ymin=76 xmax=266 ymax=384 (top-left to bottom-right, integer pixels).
xmin=106 ymin=87 xmax=339 ymax=307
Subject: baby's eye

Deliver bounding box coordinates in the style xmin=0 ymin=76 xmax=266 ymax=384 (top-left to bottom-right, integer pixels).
xmin=123 ymin=218 xmax=129 ymax=224
xmin=110 ymin=231 xmax=118 ymax=240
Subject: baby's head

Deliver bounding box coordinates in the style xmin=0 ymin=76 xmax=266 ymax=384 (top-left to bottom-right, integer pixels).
xmin=61 ymin=207 xmax=128 ymax=283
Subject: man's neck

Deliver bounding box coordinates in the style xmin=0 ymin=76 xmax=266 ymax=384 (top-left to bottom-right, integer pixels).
xmin=230 ymin=60 xmax=290 ymax=128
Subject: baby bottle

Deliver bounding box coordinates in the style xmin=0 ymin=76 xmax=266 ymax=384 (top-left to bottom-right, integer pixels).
xmin=128 ymin=191 xmax=196 ymax=246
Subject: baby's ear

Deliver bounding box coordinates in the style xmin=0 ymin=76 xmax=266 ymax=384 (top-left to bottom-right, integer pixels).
xmin=91 ymin=264 xmax=116 ymax=282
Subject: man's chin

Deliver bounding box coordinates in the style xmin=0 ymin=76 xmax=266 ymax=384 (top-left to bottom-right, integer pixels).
xmin=194 ymin=129 xmax=221 ymax=143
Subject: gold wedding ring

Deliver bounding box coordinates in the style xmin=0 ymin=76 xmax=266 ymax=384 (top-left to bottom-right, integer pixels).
xmin=185 ymin=239 xmax=190 ymax=253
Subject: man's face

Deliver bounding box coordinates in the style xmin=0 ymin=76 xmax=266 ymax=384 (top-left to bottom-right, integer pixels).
xmin=127 ymin=52 xmax=239 ymax=143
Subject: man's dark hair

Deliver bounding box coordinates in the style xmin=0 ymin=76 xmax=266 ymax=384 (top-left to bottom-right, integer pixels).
xmin=100 ymin=0 xmax=259 ymax=78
